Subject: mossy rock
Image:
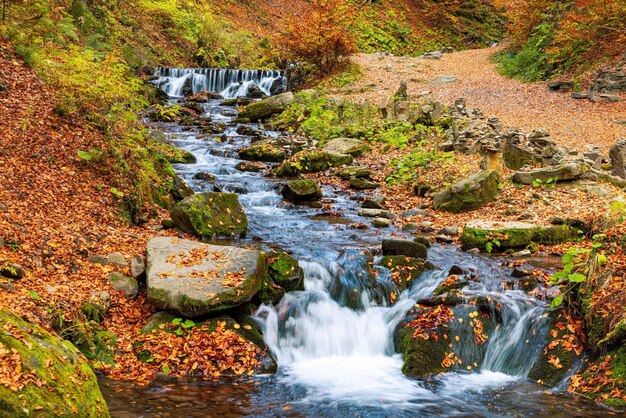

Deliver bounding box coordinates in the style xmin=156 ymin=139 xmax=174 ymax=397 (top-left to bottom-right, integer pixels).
xmin=0 ymin=309 xmax=109 ymax=417
xmin=334 ymin=166 xmax=372 ymax=180
xmin=274 ymin=150 xmax=353 ymax=177
xmin=268 ymin=252 xmax=304 ymax=292
xmin=349 ymin=177 xmax=379 ymax=190
xmin=528 ymin=310 xmax=582 ymax=387
xmin=238 ymin=144 xmax=286 ymax=163
xmin=460 ymin=221 xmax=583 ymax=251
xmin=171 ymin=192 xmax=248 ymax=239
xmin=171 ymin=173 xmax=194 ymax=202
xmin=432 ymin=170 xmax=501 ymax=214
xmin=281 ymin=179 xmax=322 ymax=203
xmin=378 ymin=256 xmax=435 ymax=292
xmin=397 ymin=305 xmax=495 ymax=378
xmin=238 ymin=92 xmax=294 ymax=122
xmin=141 ymin=311 xmax=177 ymax=334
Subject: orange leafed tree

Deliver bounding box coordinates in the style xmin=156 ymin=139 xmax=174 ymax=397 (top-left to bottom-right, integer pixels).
xmin=274 ymin=0 xmax=357 ymax=75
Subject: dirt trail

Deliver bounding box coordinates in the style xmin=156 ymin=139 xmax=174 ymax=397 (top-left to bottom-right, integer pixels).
xmin=338 ymin=48 xmax=626 ymax=152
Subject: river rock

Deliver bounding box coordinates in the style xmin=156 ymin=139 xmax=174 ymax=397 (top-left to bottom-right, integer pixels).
xmin=372 ymin=218 xmax=389 ymax=228
xmin=171 ymin=192 xmax=248 ymax=239
xmin=107 ymin=272 xmax=138 ymax=299
xmin=257 ymin=252 xmax=304 ymax=304
xmin=400 ymin=208 xmax=430 ymax=218
xmin=361 ymin=197 xmax=386 ymax=209
xmin=511 ymin=162 xmax=591 ymax=184
xmin=335 ymin=166 xmax=372 ymax=180
xmin=235 ymin=161 xmax=264 ymax=172
xmin=397 ymin=304 xmax=496 ymax=378
xmin=349 ymin=178 xmax=379 ymax=190
xmin=187 ymin=90 xmax=223 ymax=102
xmin=193 ymin=172 xmax=217 ymax=181
xmin=0 ymin=309 xmax=109 ymax=417
xmin=238 ymin=92 xmax=294 ymax=122
xmin=432 ymin=170 xmax=501 ymax=213
xmin=146 ymin=237 xmax=267 ymax=317
xmin=528 ymin=310 xmax=582 ymax=386
xmin=358 ymin=208 xmax=397 ymax=219
xmin=281 ymin=179 xmax=322 ymax=203
xmin=321 ymin=138 xmax=370 ymax=157
xmin=238 ymin=144 xmax=286 ymax=163
xmin=274 ymin=150 xmax=353 ymax=176
xmin=378 ymin=256 xmax=435 ymax=291
xmin=382 ymin=238 xmax=428 ymax=259
xmin=460 ymin=220 xmax=583 ymax=251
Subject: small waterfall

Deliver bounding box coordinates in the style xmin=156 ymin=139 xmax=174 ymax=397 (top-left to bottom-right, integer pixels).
xmin=153 ymin=67 xmax=286 ymax=98
xmin=255 ymin=252 xmax=434 ymax=406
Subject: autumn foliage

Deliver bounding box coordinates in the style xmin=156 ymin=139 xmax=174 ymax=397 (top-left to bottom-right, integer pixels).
xmin=274 ymin=0 xmax=357 ymax=75
xmin=497 ymin=0 xmax=626 ymax=74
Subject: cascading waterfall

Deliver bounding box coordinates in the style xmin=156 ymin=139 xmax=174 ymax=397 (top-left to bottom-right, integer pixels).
xmin=255 ymin=253 xmax=434 ymax=406
xmin=152 ymin=67 xmax=286 ymax=98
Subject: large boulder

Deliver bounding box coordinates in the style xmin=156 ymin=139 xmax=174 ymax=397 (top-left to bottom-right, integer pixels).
xmin=321 ymin=138 xmax=370 ymax=157
xmin=0 ymin=309 xmax=109 ymax=417
xmin=238 ymin=92 xmax=294 ymax=122
xmin=171 ymin=192 xmax=248 ymax=239
xmin=146 ymin=237 xmax=267 ymax=317
xmin=281 ymin=179 xmax=322 ymax=203
xmin=502 ymin=139 xmax=539 ymax=170
xmin=432 ymin=170 xmax=501 ymax=213
xmin=256 ymin=252 xmax=304 ymax=305
xmin=460 ymin=220 xmax=583 ymax=251
xmin=274 ymin=150 xmax=353 ymax=177
xmin=609 ymin=138 xmax=626 ymax=179
xmin=511 ymin=162 xmax=591 ymax=185
xmin=238 ymin=144 xmax=286 ymax=163
xmin=396 ymin=304 xmax=495 ymax=378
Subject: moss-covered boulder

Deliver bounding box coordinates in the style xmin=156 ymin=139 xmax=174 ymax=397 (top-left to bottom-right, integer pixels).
xmin=349 ymin=178 xmax=379 ymax=190
xmin=432 ymin=170 xmax=501 ymax=213
xmin=238 ymin=144 xmax=286 ymax=163
xmin=460 ymin=220 xmax=583 ymax=251
xmin=334 ymin=166 xmax=372 ymax=180
xmin=511 ymin=162 xmax=591 ymax=185
xmin=170 ymin=173 xmax=194 ymax=202
xmin=146 ymin=237 xmax=267 ymax=317
xmin=0 ymin=309 xmax=109 ymax=417
xmin=502 ymin=140 xmax=539 ymax=170
xmin=528 ymin=310 xmax=583 ymax=386
xmin=171 ymin=192 xmax=248 ymax=239
xmin=281 ymin=179 xmax=322 ymax=203
xmin=321 ymin=137 xmax=370 ymax=157
xmin=274 ymin=150 xmax=353 ymax=177
xmin=396 ymin=305 xmax=495 ymax=378
xmin=268 ymin=252 xmax=304 ymax=292
xmin=381 ymin=238 xmax=428 ymax=259
xmin=378 ymin=256 xmax=435 ymax=292
xmin=238 ymin=92 xmax=294 ymax=122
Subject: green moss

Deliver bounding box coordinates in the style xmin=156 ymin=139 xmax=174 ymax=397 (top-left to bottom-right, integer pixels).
xmin=171 ymin=192 xmax=248 ymax=238
xmin=378 ymin=256 xmax=435 ymax=291
xmin=149 ymin=140 xmax=197 ymax=164
xmin=0 ymin=309 xmax=109 ymax=417
xmin=268 ymin=252 xmax=304 ymax=292
xmin=432 ymin=170 xmax=501 ymax=214
xmin=274 ymin=150 xmax=353 ymax=177
xmin=460 ymin=225 xmax=582 ymax=251
xmin=397 ymin=326 xmax=447 ymax=377
xmin=238 ymin=144 xmax=286 ymax=163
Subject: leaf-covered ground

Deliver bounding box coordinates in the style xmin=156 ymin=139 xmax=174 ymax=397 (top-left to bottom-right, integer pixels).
xmin=0 ymin=40 xmax=261 ymax=390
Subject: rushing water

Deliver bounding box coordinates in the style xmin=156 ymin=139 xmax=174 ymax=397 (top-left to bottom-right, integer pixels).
xmin=100 ymin=77 xmax=609 ymax=417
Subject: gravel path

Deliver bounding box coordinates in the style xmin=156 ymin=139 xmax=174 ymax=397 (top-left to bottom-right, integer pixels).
xmin=336 ymin=48 xmax=626 ymax=152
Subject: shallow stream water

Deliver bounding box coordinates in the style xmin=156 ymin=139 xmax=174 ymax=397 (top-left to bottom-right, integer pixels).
xmin=100 ymin=72 xmax=608 ymax=417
